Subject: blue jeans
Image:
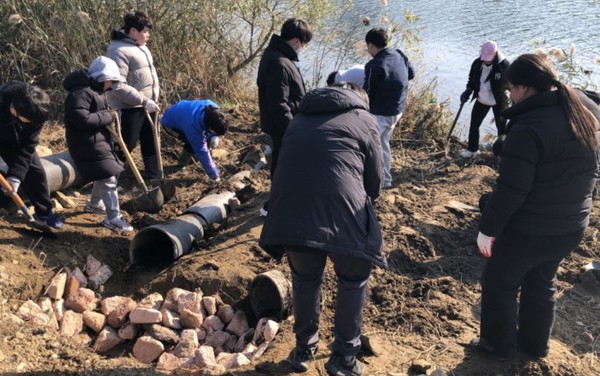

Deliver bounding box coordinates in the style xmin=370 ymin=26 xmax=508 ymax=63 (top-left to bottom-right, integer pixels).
xmin=375 ymin=114 xmax=402 ymax=187
xmin=286 ymin=246 xmax=372 ymax=356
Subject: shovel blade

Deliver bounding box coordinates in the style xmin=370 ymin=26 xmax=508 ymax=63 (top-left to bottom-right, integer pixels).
xmin=132 ymin=187 xmax=164 ymax=214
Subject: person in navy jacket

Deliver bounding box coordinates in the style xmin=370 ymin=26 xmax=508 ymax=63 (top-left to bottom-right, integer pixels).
xmin=160 ymin=100 xmax=228 ymax=181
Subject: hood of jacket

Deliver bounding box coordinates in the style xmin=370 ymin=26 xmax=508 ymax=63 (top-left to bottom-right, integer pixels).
xmin=267 ymin=34 xmax=299 ymax=62
xmin=298 ymin=87 xmax=370 ymax=115
xmin=63 ymin=69 xmax=103 ymax=92
xmin=110 ymin=28 xmax=136 ymax=44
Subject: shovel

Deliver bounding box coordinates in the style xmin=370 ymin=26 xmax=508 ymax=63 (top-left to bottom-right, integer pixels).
xmin=0 ymin=174 xmax=57 ymax=239
xmin=109 ymin=112 xmax=164 ymax=214
xmin=444 ymin=101 xmax=465 ymax=156
xmin=145 ymin=110 xmax=176 ymax=201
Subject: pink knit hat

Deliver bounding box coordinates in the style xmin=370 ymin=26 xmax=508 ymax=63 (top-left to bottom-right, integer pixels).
xmin=480 ymin=41 xmax=498 ymax=61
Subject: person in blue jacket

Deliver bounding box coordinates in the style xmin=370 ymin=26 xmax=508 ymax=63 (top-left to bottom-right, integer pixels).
xmin=160 ymin=100 xmax=228 ymax=181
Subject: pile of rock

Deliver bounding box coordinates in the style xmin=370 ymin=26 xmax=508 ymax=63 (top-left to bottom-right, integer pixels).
xmin=15 ymin=273 xmax=279 ymax=375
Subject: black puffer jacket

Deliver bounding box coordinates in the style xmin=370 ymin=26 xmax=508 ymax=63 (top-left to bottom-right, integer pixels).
xmin=257 ymin=34 xmax=306 ymax=138
xmin=63 ymin=69 xmax=124 ymax=182
xmin=480 ymin=91 xmax=599 ymax=237
xmin=259 ymin=87 xmax=386 ymax=267
xmin=464 ymin=54 xmax=510 ymax=110
xmin=0 ymin=82 xmax=45 ymax=182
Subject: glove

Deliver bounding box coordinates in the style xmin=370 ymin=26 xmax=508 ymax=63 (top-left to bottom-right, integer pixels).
xmin=460 ymin=90 xmax=472 ymax=104
xmin=145 ymin=99 xmax=160 ymax=113
xmin=2 ymin=176 xmax=20 ymax=196
xmin=477 ymin=231 xmax=495 ymax=258
xmin=209 ymin=136 xmax=220 ymax=149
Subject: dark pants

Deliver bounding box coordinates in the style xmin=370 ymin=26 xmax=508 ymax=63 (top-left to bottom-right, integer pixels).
xmin=480 ymin=227 xmax=584 ymax=357
xmin=0 ymin=152 xmax=52 ymax=215
xmin=286 ymin=245 xmax=372 ymax=356
xmin=118 ymin=108 xmax=158 ymax=179
xmin=269 ymin=134 xmax=283 ymax=180
xmin=467 ymin=100 xmax=506 ymax=152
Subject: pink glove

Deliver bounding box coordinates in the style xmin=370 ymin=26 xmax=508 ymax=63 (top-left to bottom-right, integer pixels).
xmin=477 ymin=232 xmax=495 ymax=258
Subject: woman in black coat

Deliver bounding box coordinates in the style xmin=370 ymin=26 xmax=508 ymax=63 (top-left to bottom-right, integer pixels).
xmin=259 ymin=83 xmax=384 ymax=376
xmin=471 ymin=54 xmax=599 ymax=360
xmin=63 ymin=56 xmax=132 ymax=232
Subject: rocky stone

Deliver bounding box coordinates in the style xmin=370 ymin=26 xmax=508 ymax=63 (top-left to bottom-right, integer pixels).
xmin=94 ymin=326 xmax=122 ymax=353
xmin=52 ymin=299 xmax=65 ymax=321
xmin=88 ymin=265 xmax=112 ymax=290
xmin=146 ymin=324 xmax=179 ymax=345
xmin=60 ymin=311 xmax=83 ymax=337
xmin=64 ymin=276 xmax=80 ymax=299
xmin=45 ymin=272 xmax=67 ymax=299
xmin=176 ymin=358 xmax=199 ymax=376
xmin=251 ymin=341 xmax=269 ymax=360
xmin=216 ymin=305 xmax=234 ymax=323
xmin=263 ymin=319 xmax=279 ymax=342
xmin=162 ymin=287 xmax=191 ymax=311
xmin=133 ymin=335 xmax=164 ymax=364
xmin=173 ymin=329 xmax=199 ymax=358
xmin=216 ymin=351 xmax=233 ymax=366
xmin=202 ymin=315 xmax=225 ymax=332
xmin=226 ymin=310 xmax=249 ymax=337
xmin=161 ymin=308 xmax=182 ymax=329
xmin=82 ymin=311 xmax=106 ymax=333
xmin=117 ymin=321 xmax=139 ymax=340
xmin=37 ymin=297 xmax=53 ymax=317
xmin=17 ymin=300 xmax=48 ymax=326
xmin=180 ymin=308 xmax=203 ymax=328
xmin=101 ymin=296 xmax=136 ymax=328
xmin=225 ymin=353 xmax=250 ymax=370
xmin=69 ymin=267 xmax=88 ymax=288
xmin=129 ymin=308 xmax=162 ymax=324
xmin=137 ymin=292 xmax=164 ymax=310
xmin=205 ymin=330 xmax=231 ymax=348
xmin=252 ymin=317 xmax=268 ymax=343
xmin=73 ymin=332 xmax=93 ymax=347
xmin=178 ymin=292 xmax=204 ymax=315
xmin=156 ymin=352 xmax=184 ymax=374
xmin=202 ymin=296 xmax=217 ymax=316
xmin=223 ymin=334 xmax=238 ymax=353
xmin=201 ymin=364 xmax=227 ymax=376
xmin=64 ymin=288 xmax=98 ymax=313
xmin=194 ymin=345 xmax=217 ymax=368
xmin=235 ymin=329 xmax=254 ymax=352
xmin=196 ymin=327 xmax=207 ymax=341
xmin=241 ymin=343 xmax=257 ymax=359
xmin=85 ymin=255 xmax=102 ymax=276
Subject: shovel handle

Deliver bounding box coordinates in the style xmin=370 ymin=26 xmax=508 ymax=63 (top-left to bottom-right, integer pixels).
xmin=145 ymin=110 xmax=164 ymax=177
xmin=109 ymin=112 xmax=150 ymax=193
xmin=0 ymin=174 xmax=34 ymax=220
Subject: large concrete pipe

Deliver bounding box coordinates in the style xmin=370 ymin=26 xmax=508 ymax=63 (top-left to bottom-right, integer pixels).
xmin=129 ymin=191 xmax=235 ymax=264
xmin=0 ymin=151 xmax=82 ymax=192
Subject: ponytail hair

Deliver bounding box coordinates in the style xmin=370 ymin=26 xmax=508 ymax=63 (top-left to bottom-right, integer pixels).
xmin=506 ymin=54 xmax=598 ymax=150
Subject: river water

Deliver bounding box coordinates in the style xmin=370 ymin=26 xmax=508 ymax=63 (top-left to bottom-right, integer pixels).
xmin=347 ymin=0 xmax=600 ymax=139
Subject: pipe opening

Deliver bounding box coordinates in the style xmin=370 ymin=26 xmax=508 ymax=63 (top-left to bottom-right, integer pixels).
xmin=129 ymin=227 xmax=177 ymax=265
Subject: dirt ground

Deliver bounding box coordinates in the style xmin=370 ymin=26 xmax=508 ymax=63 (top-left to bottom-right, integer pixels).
xmin=1 ymin=111 xmax=600 ymax=376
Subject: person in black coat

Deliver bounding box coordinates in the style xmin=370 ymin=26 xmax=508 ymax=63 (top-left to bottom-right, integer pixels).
xmin=256 ymin=18 xmax=312 ymax=215
xmin=0 ymin=82 xmax=64 ymax=228
xmin=63 ymin=56 xmax=132 ymax=232
xmin=259 ymin=83 xmax=384 ymax=376
xmin=459 ymin=41 xmax=510 ymax=158
xmin=469 ymin=54 xmax=599 ymax=360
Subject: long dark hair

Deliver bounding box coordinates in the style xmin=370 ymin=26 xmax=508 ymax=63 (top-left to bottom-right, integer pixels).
xmin=506 ymin=53 xmax=598 ymax=150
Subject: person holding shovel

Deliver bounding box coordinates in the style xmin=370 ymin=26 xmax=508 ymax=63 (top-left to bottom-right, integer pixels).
xmin=63 ymin=56 xmax=133 ymax=232
xmin=459 ymin=40 xmax=510 ymax=158
xmin=106 ymin=11 xmax=160 ymax=180
xmin=160 ymin=99 xmax=228 ymax=182
xmin=0 ymin=82 xmax=64 ymax=229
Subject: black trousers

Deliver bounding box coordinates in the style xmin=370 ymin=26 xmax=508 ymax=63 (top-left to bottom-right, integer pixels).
xmin=269 ymin=134 xmax=283 ymax=180
xmin=286 ymin=245 xmax=372 ymax=356
xmin=467 ymin=100 xmax=506 ymax=152
xmin=0 ymin=152 xmax=52 ymax=215
xmin=480 ymin=227 xmax=584 ymax=357
xmin=119 ymin=108 xmax=157 ymax=158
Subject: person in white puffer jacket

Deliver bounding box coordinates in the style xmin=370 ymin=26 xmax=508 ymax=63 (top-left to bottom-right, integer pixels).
xmin=106 ymin=11 xmax=161 ymax=180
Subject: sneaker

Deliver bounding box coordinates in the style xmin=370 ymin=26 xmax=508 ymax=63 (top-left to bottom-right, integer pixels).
xmin=259 ymin=207 xmax=268 ymax=217
xmin=467 ymin=337 xmax=513 ymax=361
xmin=325 ymin=354 xmax=364 ymax=376
xmin=288 ymin=346 xmax=317 ymax=373
xmin=459 ymin=149 xmax=481 ymax=158
xmin=102 ymin=215 xmax=133 ymax=232
xmin=33 ymin=212 xmax=64 ymax=229
xmin=84 ymin=200 xmax=106 ymax=215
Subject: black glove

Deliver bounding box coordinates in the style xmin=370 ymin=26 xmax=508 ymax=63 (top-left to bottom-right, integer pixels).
xmin=460 ymin=90 xmax=472 ymax=104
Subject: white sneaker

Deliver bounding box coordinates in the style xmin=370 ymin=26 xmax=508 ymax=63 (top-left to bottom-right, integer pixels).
xmin=259 ymin=207 xmax=268 ymax=217
xmin=459 ymin=149 xmax=480 ymax=158
xmin=102 ymin=215 xmax=133 ymax=232
xmin=84 ymin=200 xmax=106 ymax=215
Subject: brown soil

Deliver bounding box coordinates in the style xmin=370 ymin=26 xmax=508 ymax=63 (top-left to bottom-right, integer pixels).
xmin=1 ymin=113 xmax=600 ymax=376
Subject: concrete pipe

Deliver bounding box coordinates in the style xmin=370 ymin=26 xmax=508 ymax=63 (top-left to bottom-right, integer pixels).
xmin=129 ymin=191 xmax=235 ymax=264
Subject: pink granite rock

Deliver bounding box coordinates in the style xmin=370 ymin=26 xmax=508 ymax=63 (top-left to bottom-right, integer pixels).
xmin=85 ymin=255 xmax=102 ymax=276
xmin=202 ymin=315 xmax=224 ymax=332
xmin=64 ymin=288 xmax=98 ymax=313
xmin=52 ymin=299 xmax=65 ymax=321
xmin=133 ymin=335 xmax=164 ymax=364
xmin=205 ymin=330 xmax=231 ymax=348
xmin=225 ymin=353 xmax=250 ymax=370
xmin=156 ymin=352 xmax=184 ymax=374
xmin=64 ymin=276 xmax=80 ymax=299
xmin=162 ymin=287 xmax=191 ymax=311
xmin=216 ymin=352 xmax=233 ymax=366
xmin=194 ymin=345 xmax=217 ymax=368
xmin=137 ymin=292 xmax=164 ymax=310
xmin=69 ymin=267 xmax=88 ymax=288
xmin=223 ymin=334 xmax=238 ymax=353
xmin=102 ymin=297 xmax=137 ymax=328
xmin=216 ymin=305 xmax=234 ymax=324
xmin=17 ymin=300 xmax=48 ymax=326
xmin=180 ymin=308 xmax=203 ymax=328
xmin=82 ymin=311 xmax=107 ymax=333
xmin=178 ymin=292 xmax=204 ymax=315
xmin=225 ymin=310 xmax=249 ymax=337
xmin=37 ymin=297 xmax=53 ymax=317
xmin=117 ymin=321 xmax=139 ymax=340
xmin=263 ymin=319 xmax=279 ymax=342
xmin=161 ymin=308 xmax=182 ymax=329
xmin=60 ymin=310 xmax=83 ymax=337
xmin=94 ymin=326 xmax=122 ymax=353
xmin=202 ymin=296 xmax=217 ymax=316
xmin=88 ymin=264 xmax=113 ymax=290
xmin=173 ymin=329 xmax=199 ymax=358
xmin=45 ymin=272 xmax=67 ymax=299
xmin=196 ymin=327 xmax=207 ymax=341
xmin=129 ymin=308 xmax=162 ymax=324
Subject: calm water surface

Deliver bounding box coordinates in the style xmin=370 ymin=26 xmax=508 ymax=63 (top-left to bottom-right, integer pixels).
xmin=350 ymin=0 xmax=600 ymax=139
